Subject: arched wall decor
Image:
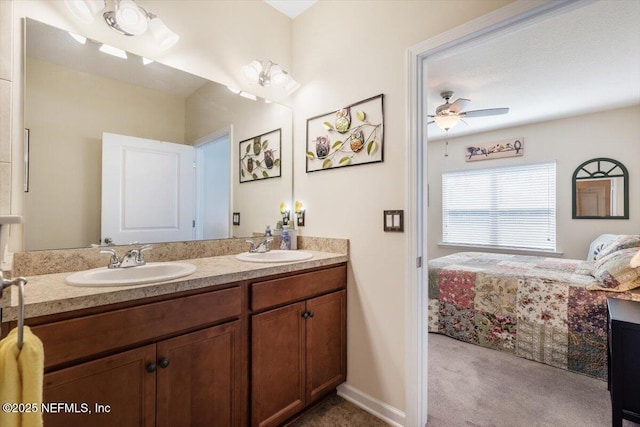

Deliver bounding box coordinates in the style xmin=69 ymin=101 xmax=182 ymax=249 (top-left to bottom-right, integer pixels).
xmin=572 ymin=157 xmax=629 ymax=219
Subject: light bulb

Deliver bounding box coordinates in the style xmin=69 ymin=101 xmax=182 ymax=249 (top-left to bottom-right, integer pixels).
xmin=270 ymin=64 xmax=288 ymax=86
xmin=243 ymin=60 xmax=263 ymax=84
xmin=148 ymin=17 xmax=179 ymax=50
xmin=115 ymin=0 xmax=148 ymax=35
xmin=64 ymin=0 xmax=105 ymax=23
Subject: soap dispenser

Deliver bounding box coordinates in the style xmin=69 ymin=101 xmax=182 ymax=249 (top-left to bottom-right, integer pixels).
xmin=280 ymin=224 xmax=291 ymax=250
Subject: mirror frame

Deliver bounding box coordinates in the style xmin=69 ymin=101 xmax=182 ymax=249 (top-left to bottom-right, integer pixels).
xmin=572 ymin=157 xmax=629 ymax=219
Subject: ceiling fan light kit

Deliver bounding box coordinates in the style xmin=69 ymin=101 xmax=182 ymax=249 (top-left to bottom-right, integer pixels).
xmin=434 ymin=114 xmax=461 ymax=131
xmin=428 ymin=90 xmax=509 ymax=131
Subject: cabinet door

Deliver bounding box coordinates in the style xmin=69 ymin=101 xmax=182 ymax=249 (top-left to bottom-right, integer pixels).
xmin=306 ymin=290 xmax=347 ymax=403
xmin=252 ymin=302 xmax=306 ymax=427
xmin=43 ymin=344 xmax=156 ymax=427
xmin=156 ymin=321 xmax=243 ymax=427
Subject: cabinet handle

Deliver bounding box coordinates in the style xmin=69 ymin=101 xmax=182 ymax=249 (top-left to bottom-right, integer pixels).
xmin=146 ymin=362 xmax=157 ymax=373
xmin=159 ymin=358 xmax=170 ymax=369
xmin=302 ymin=311 xmax=310 ymax=319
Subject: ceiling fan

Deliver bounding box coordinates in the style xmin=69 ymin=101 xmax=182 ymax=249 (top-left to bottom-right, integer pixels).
xmin=427 ymin=91 xmax=509 ymax=131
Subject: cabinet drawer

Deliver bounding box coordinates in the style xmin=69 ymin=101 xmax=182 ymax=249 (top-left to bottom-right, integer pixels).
xmin=34 ymin=286 xmax=242 ymax=369
xmin=251 ymin=265 xmax=346 ymax=312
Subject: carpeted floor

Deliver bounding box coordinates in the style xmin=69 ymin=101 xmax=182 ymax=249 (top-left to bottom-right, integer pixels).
xmin=428 ymin=333 xmax=639 ymax=427
xmin=293 ymin=333 xmax=640 ymax=426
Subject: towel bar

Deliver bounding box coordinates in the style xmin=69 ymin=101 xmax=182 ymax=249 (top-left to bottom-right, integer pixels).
xmin=1 ymin=271 xmax=28 ymax=349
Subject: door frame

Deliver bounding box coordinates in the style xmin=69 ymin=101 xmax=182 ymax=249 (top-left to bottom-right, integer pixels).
xmin=193 ymin=125 xmax=234 ymax=239
xmin=404 ymin=1 xmax=577 ymax=425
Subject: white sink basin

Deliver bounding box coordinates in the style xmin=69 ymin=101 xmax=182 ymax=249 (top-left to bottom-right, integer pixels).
xmin=235 ymin=250 xmax=313 ymax=263
xmin=66 ymin=262 xmax=197 ymax=287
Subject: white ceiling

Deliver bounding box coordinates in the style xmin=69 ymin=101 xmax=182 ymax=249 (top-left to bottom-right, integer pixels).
xmin=264 ymin=0 xmax=317 ymax=19
xmin=426 ymin=0 xmax=640 ymax=140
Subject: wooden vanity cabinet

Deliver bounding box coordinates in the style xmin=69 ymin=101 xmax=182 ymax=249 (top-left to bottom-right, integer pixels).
xmin=36 ymin=286 xmax=245 ymax=427
xmin=250 ymin=265 xmax=347 ymax=427
xmin=4 ymin=262 xmax=347 ymax=427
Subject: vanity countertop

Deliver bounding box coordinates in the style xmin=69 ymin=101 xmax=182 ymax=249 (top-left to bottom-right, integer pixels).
xmin=1 ymin=250 xmax=348 ymax=322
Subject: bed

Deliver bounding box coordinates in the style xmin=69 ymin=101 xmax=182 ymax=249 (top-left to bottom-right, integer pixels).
xmin=428 ymin=237 xmax=640 ymax=380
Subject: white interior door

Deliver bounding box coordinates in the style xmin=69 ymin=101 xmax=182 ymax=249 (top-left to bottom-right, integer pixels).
xmin=102 ymin=132 xmax=195 ymax=245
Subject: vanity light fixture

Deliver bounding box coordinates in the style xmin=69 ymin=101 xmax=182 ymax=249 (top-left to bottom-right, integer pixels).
xmin=64 ymin=0 xmax=106 ymax=23
xmin=64 ymin=0 xmax=180 ymax=50
xmin=242 ymin=60 xmax=299 ymax=94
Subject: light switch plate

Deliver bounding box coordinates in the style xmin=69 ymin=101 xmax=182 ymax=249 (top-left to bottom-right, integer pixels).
xmin=383 ymin=210 xmax=403 ymax=232
xmin=232 ymin=212 xmax=240 ymax=226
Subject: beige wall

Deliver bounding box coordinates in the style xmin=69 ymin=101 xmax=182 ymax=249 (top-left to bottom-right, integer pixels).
xmin=291 ymin=0 xmax=512 ymax=412
xmin=427 ymin=105 xmax=640 ymax=261
xmin=25 ymin=58 xmax=186 ymax=250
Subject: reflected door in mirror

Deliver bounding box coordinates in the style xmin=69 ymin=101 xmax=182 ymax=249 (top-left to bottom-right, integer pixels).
xmin=576 ymin=179 xmax=611 ymax=217
xmin=102 ymin=133 xmax=196 ymax=245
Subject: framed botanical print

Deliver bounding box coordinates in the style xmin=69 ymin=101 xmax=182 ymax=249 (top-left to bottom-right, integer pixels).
xmin=239 ymin=128 xmax=281 ymax=183
xmin=306 ymin=94 xmax=384 ymax=172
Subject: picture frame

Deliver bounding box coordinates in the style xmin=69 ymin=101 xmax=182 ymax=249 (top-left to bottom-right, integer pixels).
xmin=306 ymin=94 xmax=384 ymax=173
xmin=465 ymin=137 xmax=524 ymax=162
xmin=239 ymin=128 xmax=281 ymax=183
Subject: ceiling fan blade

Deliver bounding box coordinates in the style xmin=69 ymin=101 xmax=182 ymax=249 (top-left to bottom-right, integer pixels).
xmin=448 ymin=98 xmax=470 ymax=114
xmin=460 ymin=107 xmax=509 ymax=118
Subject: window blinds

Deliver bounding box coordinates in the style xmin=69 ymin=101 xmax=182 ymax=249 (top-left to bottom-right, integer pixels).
xmin=442 ymin=162 xmax=556 ymax=251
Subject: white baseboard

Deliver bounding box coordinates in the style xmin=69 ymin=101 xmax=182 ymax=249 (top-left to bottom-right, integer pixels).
xmin=336 ymin=383 xmax=406 ymax=427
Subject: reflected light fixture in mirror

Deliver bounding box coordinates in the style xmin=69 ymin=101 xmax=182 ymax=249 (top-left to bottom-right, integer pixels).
xmin=65 ymin=0 xmax=180 ymax=50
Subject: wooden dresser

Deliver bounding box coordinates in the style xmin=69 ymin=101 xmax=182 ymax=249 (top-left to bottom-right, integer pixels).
xmin=607 ymin=298 xmax=640 ymax=427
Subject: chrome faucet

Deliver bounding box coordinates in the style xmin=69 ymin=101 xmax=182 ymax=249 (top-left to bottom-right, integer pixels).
xmin=100 ymin=245 xmax=153 ymax=268
xmin=245 ymin=238 xmax=273 ymax=253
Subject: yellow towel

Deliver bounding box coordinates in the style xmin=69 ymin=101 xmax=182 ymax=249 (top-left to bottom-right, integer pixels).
xmin=0 ymin=326 xmax=44 ymax=427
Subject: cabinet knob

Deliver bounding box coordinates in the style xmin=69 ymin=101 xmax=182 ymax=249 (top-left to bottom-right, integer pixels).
xmin=159 ymin=358 xmax=170 ymax=369
xmin=308 ymin=311 xmax=314 ymax=318
xmin=146 ymin=362 xmax=157 ymax=373
xmin=302 ymin=311 xmax=310 ymax=319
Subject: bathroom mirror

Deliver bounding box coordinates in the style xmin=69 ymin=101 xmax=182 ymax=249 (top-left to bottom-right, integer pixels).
xmin=24 ymin=19 xmax=293 ymax=250
xmin=572 ymin=158 xmax=629 ymax=219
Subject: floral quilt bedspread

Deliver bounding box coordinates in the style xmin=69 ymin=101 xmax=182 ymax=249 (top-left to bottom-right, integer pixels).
xmin=428 ymin=252 xmax=640 ymax=380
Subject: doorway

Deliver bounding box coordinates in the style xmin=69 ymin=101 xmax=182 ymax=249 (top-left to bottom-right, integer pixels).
xmin=405 ymin=2 xmax=584 ymax=425
xmin=195 ymin=132 xmax=232 ymax=240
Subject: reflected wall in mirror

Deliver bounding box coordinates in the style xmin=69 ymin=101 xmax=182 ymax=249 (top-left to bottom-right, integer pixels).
xmin=24 ymin=19 xmax=293 ymax=250
xmin=572 ymin=158 xmax=628 ymax=219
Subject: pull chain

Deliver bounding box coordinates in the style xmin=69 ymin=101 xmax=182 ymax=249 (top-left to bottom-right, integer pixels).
xmin=444 ymin=129 xmax=449 ymax=157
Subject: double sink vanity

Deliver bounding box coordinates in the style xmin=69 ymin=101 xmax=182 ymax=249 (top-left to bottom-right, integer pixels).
xmin=0 ymin=237 xmax=348 ymax=427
